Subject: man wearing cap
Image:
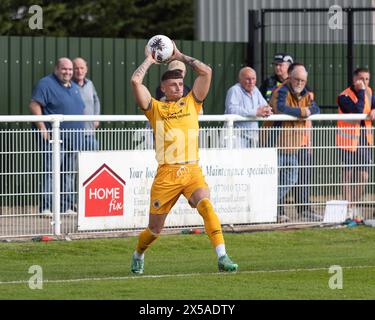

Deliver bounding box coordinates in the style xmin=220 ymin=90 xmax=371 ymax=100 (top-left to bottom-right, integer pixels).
xmin=260 ymin=53 xmax=294 ymax=103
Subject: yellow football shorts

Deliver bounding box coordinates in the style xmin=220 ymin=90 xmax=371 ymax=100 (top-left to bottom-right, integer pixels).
xmin=149 ymin=163 xmax=209 ymax=214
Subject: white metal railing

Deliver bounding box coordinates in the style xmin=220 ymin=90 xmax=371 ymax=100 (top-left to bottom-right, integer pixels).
xmin=0 ymin=114 xmax=374 ymax=238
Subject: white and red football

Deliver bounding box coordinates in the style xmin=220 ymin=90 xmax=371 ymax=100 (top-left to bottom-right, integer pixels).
xmin=146 ymin=35 xmax=174 ymax=63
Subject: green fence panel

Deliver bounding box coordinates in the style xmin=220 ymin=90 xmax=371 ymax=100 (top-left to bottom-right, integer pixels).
xmin=179 ymin=40 xmax=194 ymax=90
xmin=212 ymin=42 xmax=226 ymax=114
xmin=45 ymin=37 xmax=57 ymax=74
xmin=103 ymin=38 xmax=114 ymax=115
xmin=0 ymin=37 xmax=9 ymax=115
xmin=91 ymin=38 xmax=103 ymax=111
xmin=313 ymin=42 xmax=325 ymax=107
xmin=201 ymin=41 xmax=215 ymax=114
xmin=113 ymin=38 xmax=126 ymax=116
xmin=21 ymin=37 xmax=33 ymax=116
xmin=223 ymin=43 xmax=238 ymax=93
xmin=370 ymin=45 xmax=375 ymax=80
xmin=322 ymin=44 xmax=333 ymax=106
xmin=68 ymin=37 xmax=80 ymax=59
xmin=191 ymin=40 xmax=203 ymax=90
xmin=32 ymin=37 xmax=45 ymax=88
xmin=79 ymin=38 xmax=91 ymax=65
xmin=332 ymin=44 xmax=345 ymax=106
xmin=0 ymin=36 xmax=247 ymax=120
xmin=124 ymin=38 xmax=137 ymax=116
xmin=4 ymin=35 xmax=375 ymax=120
xmin=10 ymin=37 xmax=21 ymax=116
xmin=56 ymin=37 xmax=68 ymax=59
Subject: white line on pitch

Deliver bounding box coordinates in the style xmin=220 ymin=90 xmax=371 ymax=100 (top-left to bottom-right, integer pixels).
xmin=1 ymin=265 xmax=374 ymax=285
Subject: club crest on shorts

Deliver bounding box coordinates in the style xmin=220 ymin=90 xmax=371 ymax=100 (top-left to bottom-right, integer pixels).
xmin=152 ymin=199 xmax=161 ymax=209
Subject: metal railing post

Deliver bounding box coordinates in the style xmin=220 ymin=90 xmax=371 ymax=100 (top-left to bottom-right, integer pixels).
xmin=346 ymin=7 xmax=354 ymax=86
xmin=227 ymin=118 xmax=234 ymax=149
xmin=51 ymin=119 xmax=61 ymax=235
xmin=260 ymin=9 xmax=266 ymax=83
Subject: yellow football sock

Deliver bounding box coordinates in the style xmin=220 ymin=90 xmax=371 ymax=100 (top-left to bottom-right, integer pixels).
xmin=135 ymin=227 xmax=159 ymax=254
xmin=196 ymin=198 xmax=225 ymax=248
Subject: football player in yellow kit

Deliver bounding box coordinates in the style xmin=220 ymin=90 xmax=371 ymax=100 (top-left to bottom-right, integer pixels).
xmin=130 ymin=42 xmax=238 ymax=274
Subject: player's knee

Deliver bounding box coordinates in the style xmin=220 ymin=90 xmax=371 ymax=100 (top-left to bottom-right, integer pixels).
xmin=196 ymin=198 xmax=215 ymax=218
xmin=190 ymin=188 xmax=210 ymax=207
xmin=148 ymin=213 xmax=168 ymax=234
xmin=147 ymin=224 xmax=163 ymax=235
xmin=148 ymin=220 xmax=164 ymax=235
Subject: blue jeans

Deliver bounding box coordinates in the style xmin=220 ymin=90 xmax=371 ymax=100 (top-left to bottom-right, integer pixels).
xmin=39 ymin=131 xmax=83 ymax=212
xmin=235 ymin=135 xmax=258 ymax=148
xmin=83 ymin=134 xmax=99 ymax=151
xmin=295 ymin=148 xmax=312 ymax=212
xmin=278 ymin=152 xmax=299 ymax=204
xmin=232 ymin=128 xmax=259 ymax=148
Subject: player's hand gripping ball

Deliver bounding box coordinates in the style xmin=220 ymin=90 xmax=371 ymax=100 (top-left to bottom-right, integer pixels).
xmin=146 ymin=35 xmax=174 ymax=63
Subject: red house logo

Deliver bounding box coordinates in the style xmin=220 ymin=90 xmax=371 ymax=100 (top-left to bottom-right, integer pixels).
xmin=83 ymin=164 xmax=126 ymax=217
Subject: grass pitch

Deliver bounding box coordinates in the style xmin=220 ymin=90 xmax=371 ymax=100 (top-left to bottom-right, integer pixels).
xmin=0 ymin=226 xmax=374 ymax=300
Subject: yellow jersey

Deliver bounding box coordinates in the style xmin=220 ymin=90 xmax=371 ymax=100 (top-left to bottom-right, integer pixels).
xmin=143 ymin=91 xmax=203 ymax=164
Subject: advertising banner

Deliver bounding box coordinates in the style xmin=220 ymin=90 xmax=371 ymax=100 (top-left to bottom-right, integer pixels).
xmin=78 ymin=149 xmax=277 ymax=231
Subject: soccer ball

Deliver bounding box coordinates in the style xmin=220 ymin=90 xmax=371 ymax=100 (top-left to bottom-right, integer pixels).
xmin=146 ymin=35 xmax=174 ymax=63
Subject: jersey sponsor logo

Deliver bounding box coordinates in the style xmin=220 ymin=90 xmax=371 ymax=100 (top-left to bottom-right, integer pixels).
xmin=162 ymin=109 xmax=191 ymax=121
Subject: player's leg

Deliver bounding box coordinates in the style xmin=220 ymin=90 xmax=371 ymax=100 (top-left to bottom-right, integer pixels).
xmin=131 ymin=165 xmax=182 ymax=274
xmin=188 ymin=185 xmax=238 ymax=272
xmin=131 ymin=213 xmax=168 ymax=274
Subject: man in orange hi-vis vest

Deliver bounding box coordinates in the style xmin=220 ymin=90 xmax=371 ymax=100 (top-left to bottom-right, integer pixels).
xmin=129 ymin=41 xmax=238 ymax=274
xmin=337 ymin=67 xmax=375 ymax=218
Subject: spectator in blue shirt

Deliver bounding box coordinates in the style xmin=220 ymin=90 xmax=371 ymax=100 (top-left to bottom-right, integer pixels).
xmin=224 ymin=67 xmax=273 ymax=148
xmin=73 ymin=57 xmax=101 ymax=150
xmin=29 ymin=57 xmax=85 ymax=216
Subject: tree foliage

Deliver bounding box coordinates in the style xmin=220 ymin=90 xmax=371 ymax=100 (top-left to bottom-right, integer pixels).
xmin=0 ymin=0 xmax=195 ymax=39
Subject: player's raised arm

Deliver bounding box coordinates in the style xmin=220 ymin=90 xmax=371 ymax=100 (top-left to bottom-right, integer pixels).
xmin=130 ymin=48 xmax=156 ymax=110
xmin=170 ymin=43 xmax=212 ymax=102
